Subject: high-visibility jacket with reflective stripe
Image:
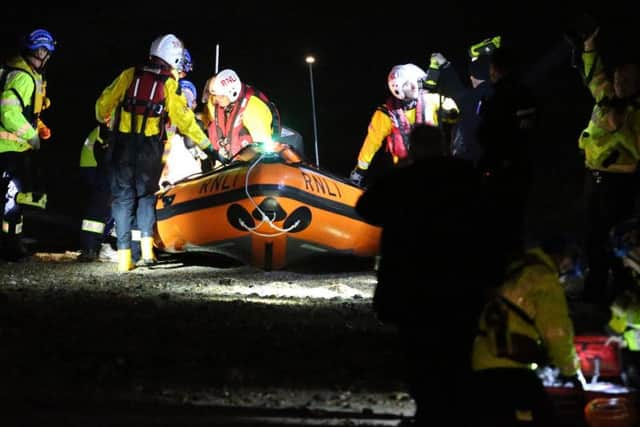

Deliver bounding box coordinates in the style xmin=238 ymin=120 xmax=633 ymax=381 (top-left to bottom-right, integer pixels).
xmin=579 ymin=50 xmax=640 ymax=172
xmin=0 ymin=56 xmax=45 ymax=153
xmin=79 ymin=126 xmax=102 ymax=168
xmin=473 ymin=248 xmax=579 ymax=376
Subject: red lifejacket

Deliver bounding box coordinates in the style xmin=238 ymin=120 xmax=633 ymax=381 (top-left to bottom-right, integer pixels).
xmin=207 ymin=85 xmax=280 ymax=159
xmin=118 ymin=65 xmax=173 ymax=136
xmin=382 ymin=91 xmax=432 ymax=161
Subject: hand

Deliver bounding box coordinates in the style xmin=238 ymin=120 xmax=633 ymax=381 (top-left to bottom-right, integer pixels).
xmin=557 ymin=373 xmax=584 ymax=390
xmin=27 ymin=135 xmax=41 ymax=151
xmin=205 ymin=144 xmax=229 ymax=165
xmin=98 ymin=123 xmax=112 ymax=143
xmin=605 ymin=335 xmax=627 ymax=348
xmin=349 ymin=167 xmax=367 ymax=187
xmin=430 ymin=52 xmax=449 ymax=68
xmin=37 ymin=119 xmax=51 ymax=139
xmin=189 ymin=147 xmax=207 ymax=161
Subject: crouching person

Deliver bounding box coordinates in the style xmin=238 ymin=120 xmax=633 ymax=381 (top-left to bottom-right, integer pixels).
xmin=470 ymin=243 xmax=581 ymax=426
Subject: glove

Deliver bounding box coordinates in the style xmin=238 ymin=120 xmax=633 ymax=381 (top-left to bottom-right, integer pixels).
xmin=204 ymin=144 xmax=229 ymax=165
xmin=189 ymin=147 xmax=208 ymax=161
xmin=98 ymin=123 xmax=112 ymax=144
xmin=27 ymin=135 xmax=41 ymax=151
xmin=349 ymin=167 xmax=367 ymax=187
xmin=430 ymin=52 xmax=450 ymax=69
xmin=38 ymin=126 xmax=51 ymax=140
xmin=38 ymin=124 xmax=51 ymax=140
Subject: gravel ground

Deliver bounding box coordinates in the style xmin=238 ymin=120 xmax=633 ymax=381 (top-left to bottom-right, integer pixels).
xmin=0 ymin=209 xmax=627 ymax=426
xmin=0 ymin=250 xmax=415 ymax=426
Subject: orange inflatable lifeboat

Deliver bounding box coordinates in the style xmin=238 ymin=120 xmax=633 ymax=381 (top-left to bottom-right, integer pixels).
xmin=154 ymin=142 xmax=381 ymax=270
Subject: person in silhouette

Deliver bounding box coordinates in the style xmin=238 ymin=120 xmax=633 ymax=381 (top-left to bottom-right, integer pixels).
xmin=356 ymin=124 xmax=501 ymax=426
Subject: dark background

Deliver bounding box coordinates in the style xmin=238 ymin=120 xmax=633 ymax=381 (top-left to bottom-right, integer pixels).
xmin=1 ymin=4 xmax=637 ymax=245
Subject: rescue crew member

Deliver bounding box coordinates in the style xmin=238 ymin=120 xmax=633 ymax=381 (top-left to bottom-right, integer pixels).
xmin=179 ymin=48 xmax=193 ymax=79
xmin=202 ymin=68 xmax=280 ymax=163
xmin=95 ymin=33 xmax=214 ymax=272
xmin=577 ymin=26 xmax=640 ymax=310
xmin=77 ymin=124 xmax=117 ymax=262
xmin=605 ymin=219 xmax=640 ymax=388
xmin=471 ymin=244 xmax=581 ymax=426
xmin=0 ymin=29 xmax=56 ymax=261
xmin=428 ymin=36 xmax=501 ymax=164
xmin=349 ymin=63 xmax=459 ymax=187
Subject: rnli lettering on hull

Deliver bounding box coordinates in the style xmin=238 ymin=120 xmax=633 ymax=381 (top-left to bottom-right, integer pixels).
xmin=199 ymin=171 xmax=242 ymax=194
xmin=300 ymin=171 xmax=342 ymax=199
xmin=197 ymin=168 xmax=343 ymax=200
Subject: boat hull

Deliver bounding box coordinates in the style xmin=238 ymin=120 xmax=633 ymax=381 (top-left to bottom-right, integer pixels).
xmin=155 ymin=149 xmax=381 ymax=270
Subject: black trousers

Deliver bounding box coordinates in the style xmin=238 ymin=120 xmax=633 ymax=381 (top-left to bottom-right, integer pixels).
xmin=583 ymin=169 xmax=637 ymax=308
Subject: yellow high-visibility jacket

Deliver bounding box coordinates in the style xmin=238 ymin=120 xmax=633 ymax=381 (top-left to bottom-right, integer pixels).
xmin=356 ymin=91 xmax=458 ymax=169
xmin=609 ymin=288 xmax=640 ymax=351
xmin=473 ymin=247 xmax=579 ymax=376
xmin=578 ymin=49 xmax=640 ymax=172
xmin=95 ymin=67 xmax=210 ymax=151
xmin=0 ymin=56 xmax=47 ymax=153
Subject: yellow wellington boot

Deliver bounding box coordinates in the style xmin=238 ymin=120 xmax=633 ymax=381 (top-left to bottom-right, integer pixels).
xmin=117 ymin=249 xmax=135 ymax=272
xmin=140 ymin=236 xmax=157 ymax=266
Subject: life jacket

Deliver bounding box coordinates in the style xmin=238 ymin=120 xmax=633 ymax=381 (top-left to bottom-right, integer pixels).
xmin=0 ymin=64 xmax=43 ymax=128
xmin=208 ymin=85 xmax=280 ymax=159
xmin=382 ymin=91 xmax=438 ymax=160
xmin=116 ymin=65 xmax=173 ymax=137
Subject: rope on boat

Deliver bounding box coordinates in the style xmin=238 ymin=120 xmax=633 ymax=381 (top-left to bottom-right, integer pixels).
xmin=238 ymin=152 xmax=300 ymax=237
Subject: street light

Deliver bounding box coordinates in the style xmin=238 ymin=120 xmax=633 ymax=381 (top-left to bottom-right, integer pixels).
xmin=305 ymin=55 xmax=320 ymax=168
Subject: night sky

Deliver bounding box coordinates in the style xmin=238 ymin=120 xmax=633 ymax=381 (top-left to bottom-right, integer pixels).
xmin=1 ymin=5 xmax=637 ymax=241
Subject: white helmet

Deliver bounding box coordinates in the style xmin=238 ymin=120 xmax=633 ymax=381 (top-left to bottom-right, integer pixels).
xmin=387 ymin=63 xmax=427 ymax=100
xmin=208 ymin=69 xmax=242 ymax=103
xmin=149 ymin=34 xmax=184 ymax=70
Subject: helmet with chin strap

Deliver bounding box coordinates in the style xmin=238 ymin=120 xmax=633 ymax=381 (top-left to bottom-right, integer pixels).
xmin=180 ymin=48 xmax=193 ymax=73
xmin=209 ymin=69 xmax=242 ymax=103
xmin=149 ymin=34 xmax=184 ymax=70
xmin=387 ymin=63 xmax=426 ymax=101
xmin=23 ymin=28 xmax=56 ymax=52
xmin=179 ymin=79 xmax=197 ymax=109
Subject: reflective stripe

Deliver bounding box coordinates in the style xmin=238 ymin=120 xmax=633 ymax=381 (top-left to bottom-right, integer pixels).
xmin=624 ymin=329 xmax=640 ymax=351
xmin=131 ymin=229 xmax=141 ymax=241
xmin=357 ymin=160 xmax=369 ymax=169
xmin=81 ymin=219 xmax=106 ymax=234
xmin=0 ymin=130 xmax=25 ymax=142
xmin=14 ymin=123 xmax=32 ymax=139
xmin=2 ymin=220 xmax=23 ymax=234
xmin=516 ymin=107 xmax=536 ymax=117
xmin=0 ymin=98 xmax=22 ymax=107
